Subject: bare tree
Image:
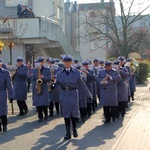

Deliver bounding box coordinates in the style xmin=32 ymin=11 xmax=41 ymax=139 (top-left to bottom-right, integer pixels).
xmin=0 ymin=18 xmax=27 ymax=65
xmin=79 ymin=0 xmax=150 ymax=58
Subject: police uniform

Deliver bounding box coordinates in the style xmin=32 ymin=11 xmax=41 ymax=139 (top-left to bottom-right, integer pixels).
xmin=126 ymin=58 xmax=136 ymax=101
xmin=48 ymin=58 xmax=61 ymax=117
xmin=13 ymin=57 xmax=28 ymax=116
xmin=56 ymin=54 xmax=91 ymax=140
xmin=114 ymin=60 xmax=129 ymax=118
xmin=32 ymin=58 xmax=51 ymax=122
xmin=76 ymin=65 xmax=92 ymax=122
xmin=97 ymin=61 xmax=121 ymax=123
xmin=82 ymin=61 xmax=95 ymax=117
xmin=0 ymin=59 xmax=13 ymax=132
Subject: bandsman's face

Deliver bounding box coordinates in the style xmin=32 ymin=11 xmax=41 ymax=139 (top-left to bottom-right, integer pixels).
xmin=17 ymin=61 xmax=23 ymax=66
xmin=100 ymin=63 xmax=105 ymax=67
xmin=94 ymin=61 xmax=99 ymax=66
xmin=63 ymin=60 xmax=72 ymax=68
xmin=83 ymin=64 xmax=88 ymax=69
xmin=105 ymin=65 xmax=112 ymax=71
xmin=120 ymin=61 xmax=124 ymax=66
xmin=40 ymin=61 xmax=45 ymax=66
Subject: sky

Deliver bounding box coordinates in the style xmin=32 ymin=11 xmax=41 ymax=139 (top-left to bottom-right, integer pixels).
xmin=65 ymin=0 xmax=150 ymax=15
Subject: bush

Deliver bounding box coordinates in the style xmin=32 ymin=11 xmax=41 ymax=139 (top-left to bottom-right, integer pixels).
xmin=137 ymin=61 xmax=150 ymax=84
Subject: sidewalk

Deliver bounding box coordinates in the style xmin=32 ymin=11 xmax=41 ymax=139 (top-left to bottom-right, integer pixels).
xmin=112 ymin=81 xmax=150 ymax=150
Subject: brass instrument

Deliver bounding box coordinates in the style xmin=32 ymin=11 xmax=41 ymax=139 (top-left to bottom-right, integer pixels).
xmin=8 ymin=65 xmax=17 ymax=81
xmin=36 ymin=66 xmax=43 ymax=94
xmin=49 ymin=64 xmax=58 ymax=92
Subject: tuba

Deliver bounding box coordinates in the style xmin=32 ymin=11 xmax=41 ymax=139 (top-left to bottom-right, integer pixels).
xmin=36 ymin=66 xmax=43 ymax=94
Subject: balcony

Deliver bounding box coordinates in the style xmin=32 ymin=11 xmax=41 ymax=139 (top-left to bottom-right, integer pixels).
xmin=0 ymin=17 xmax=81 ymax=60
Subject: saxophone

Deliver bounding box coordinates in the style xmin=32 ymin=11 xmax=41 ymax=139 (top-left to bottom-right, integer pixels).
xmin=36 ymin=66 xmax=43 ymax=94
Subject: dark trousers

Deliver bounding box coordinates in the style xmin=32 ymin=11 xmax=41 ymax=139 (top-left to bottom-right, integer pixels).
xmin=80 ymin=108 xmax=86 ymax=122
xmin=37 ymin=106 xmax=48 ymax=119
xmin=87 ymin=103 xmax=92 ymax=117
xmin=117 ymin=102 xmax=126 ymax=117
xmin=49 ymin=102 xmax=59 ymax=115
xmin=0 ymin=115 xmax=7 ymax=126
xmin=17 ymin=101 xmax=28 ymax=114
xmin=27 ymin=78 xmax=31 ymax=92
xmin=131 ymin=92 xmax=134 ymax=100
xmin=64 ymin=117 xmax=77 ymax=129
xmin=103 ymin=106 xmax=117 ymax=122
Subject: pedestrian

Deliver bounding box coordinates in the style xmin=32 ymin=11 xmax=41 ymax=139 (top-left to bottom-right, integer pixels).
xmin=56 ymin=54 xmax=91 ymax=140
xmin=32 ymin=57 xmax=51 ymax=122
xmin=97 ymin=61 xmax=121 ymax=123
xmin=13 ymin=57 xmax=28 ymax=116
xmin=0 ymin=59 xmax=13 ymax=132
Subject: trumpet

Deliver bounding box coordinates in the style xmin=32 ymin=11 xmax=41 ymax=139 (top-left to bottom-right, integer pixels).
xmin=36 ymin=66 xmax=43 ymax=94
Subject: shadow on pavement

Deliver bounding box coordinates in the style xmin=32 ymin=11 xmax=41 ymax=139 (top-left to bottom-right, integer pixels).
xmin=31 ymin=118 xmax=123 ymax=150
xmin=0 ymin=119 xmax=48 ymax=144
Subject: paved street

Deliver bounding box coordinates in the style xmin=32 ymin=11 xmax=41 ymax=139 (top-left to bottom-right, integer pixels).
xmin=0 ymin=82 xmax=150 ymax=150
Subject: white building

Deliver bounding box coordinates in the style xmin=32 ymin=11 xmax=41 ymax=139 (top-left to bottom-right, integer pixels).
xmin=65 ymin=0 xmax=113 ymax=61
xmin=0 ymin=0 xmax=81 ymax=65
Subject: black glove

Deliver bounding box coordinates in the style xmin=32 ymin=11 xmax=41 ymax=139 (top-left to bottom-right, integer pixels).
xmin=9 ymin=98 xmax=13 ymax=103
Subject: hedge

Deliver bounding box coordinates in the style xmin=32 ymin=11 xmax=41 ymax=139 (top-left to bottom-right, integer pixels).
xmin=137 ymin=61 xmax=150 ymax=84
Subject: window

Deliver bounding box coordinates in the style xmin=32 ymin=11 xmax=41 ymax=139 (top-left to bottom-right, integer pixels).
xmin=5 ymin=0 xmax=28 ymax=7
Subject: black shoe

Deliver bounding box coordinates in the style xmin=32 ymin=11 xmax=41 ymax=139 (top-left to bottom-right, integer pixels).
xmin=73 ymin=128 xmax=78 ymax=138
xmin=132 ymin=98 xmax=134 ymax=101
xmin=39 ymin=118 xmax=43 ymax=122
xmin=104 ymin=120 xmax=110 ymax=124
xmin=64 ymin=126 xmax=71 ymax=140
xmin=24 ymin=109 xmax=29 ymax=115
xmin=17 ymin=113 xmax=25 ymax=116
xmin=49 ymin=114 xmax=53 ymax=117
xmin=44 ymin=116 xmax=48 ymax=121
xmin=3 ymin=126 xmax=7 ymax=132
xmin=64 ymin=134 xmax=71 ymax=140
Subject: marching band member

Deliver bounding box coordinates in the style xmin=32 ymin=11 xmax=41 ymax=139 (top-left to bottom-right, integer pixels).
xmin=0 ymin=59 xmax=13 ymax=132
xmin=13 ymin=57 xmax=28 ymax=116
xmin=55 ymin=54 xmax=91 ymax=140
xmin=0 ymin=58 xmax=8 ymax=70
xmin=114 ymin=59 xmax=129 ymax=118
xmin=76 ymin=65 xmax=91 ymax=123
xmin=48 ymin=58 xmax=61 ymax=117
xmin=32 ymin=57 xmax=51 ymax=122
xmin=99 ymin=60 xmax=105 ymax=69
xmin=82 ymin=60 xmax=95 ymax=117
xmin=97 ymin=61 xmax=121 ymax=123
xmin=126 ymin=58 xmax=136 ymax=101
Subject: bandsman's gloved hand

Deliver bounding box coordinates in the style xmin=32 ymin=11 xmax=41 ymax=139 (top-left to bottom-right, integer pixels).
xmin=9 ymin=98 xmax=13 ymax=103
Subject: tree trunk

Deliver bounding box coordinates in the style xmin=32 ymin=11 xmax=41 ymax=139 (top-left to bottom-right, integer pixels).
xmin=10 ymin=46 xmax=12 ymax=65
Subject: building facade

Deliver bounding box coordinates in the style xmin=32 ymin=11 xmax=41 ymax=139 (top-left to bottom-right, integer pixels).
xmin=65 ymin=0 xmax=113 ymax=61
xmin=0 ymin=0 xmax=81 ymax=65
